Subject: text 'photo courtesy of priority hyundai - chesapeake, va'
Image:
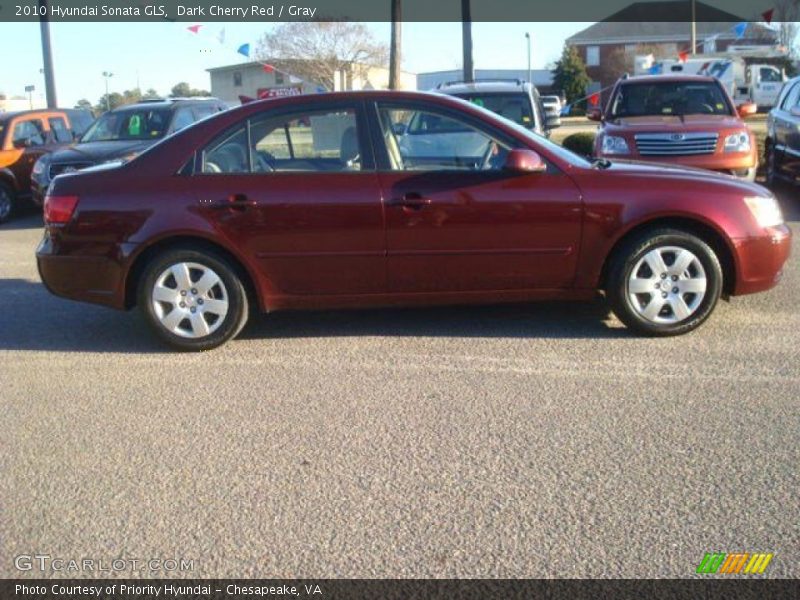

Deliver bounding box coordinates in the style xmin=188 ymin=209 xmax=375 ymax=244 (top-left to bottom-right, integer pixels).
xmin=1 ymin=1 xmax=798 ymax=599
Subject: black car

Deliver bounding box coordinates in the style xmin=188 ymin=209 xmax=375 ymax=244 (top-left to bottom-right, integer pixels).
xmin=31 ymin=97 xmax=227 ymax=205
xmin=766 ymin=75 xmax=800 ymax=186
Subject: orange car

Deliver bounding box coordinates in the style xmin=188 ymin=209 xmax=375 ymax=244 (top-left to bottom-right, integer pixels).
xmin=0 ymin=108 xmax=93 ymax=223
xmin=590 ymin=75 xmax=759 ymax=181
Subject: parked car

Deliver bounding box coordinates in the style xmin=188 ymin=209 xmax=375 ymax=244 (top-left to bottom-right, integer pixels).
xmin=37 ymin=91 xmax=790 ymax=350
xmin=589 ymin=75 xmax=759 ymax=181
xmin=433 ymin=79 xmax=558 ymax=136
xmin=0 ymin=108 xmax=93 ymax=223
xmin=31 ymin=97 xmax=227 ymax=206
xmin=765 ymin=74 xmax=800 ymax=186
xmin=541 ymin=95 xmax=563 ymax=127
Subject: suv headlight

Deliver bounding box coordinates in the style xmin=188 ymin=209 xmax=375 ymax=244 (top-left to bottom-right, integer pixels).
xmin=744 ymin=196 xmax=783 ymax=228
xmin=32 ymin=157 xmax=47 ymax=176
xmin=724 ymin=131 xmax=751 ymax=153
xmin=601 ymin=135 xmax=630 ymax=155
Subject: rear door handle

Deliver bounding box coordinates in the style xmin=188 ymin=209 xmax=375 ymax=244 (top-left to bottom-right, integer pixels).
xmin=213 ymin=193 xmax=256 ymax=209
xmin=387 ymin=192 xmax=432 ymax=209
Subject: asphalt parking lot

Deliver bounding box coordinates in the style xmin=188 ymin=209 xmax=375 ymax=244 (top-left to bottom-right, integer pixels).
xmin=1 ymin=190 xmax=799 ymax=579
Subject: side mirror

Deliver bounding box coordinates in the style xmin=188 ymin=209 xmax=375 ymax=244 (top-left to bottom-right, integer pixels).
xmin=587 ymin=108 xmax=603 ymax=122
xmin=737 ymin=102 xmax=757 ymax=118
xmin=504 ymin=148 xmax=546 ymax=174
xmin=392 ymin=122 xmax=406 ymax=136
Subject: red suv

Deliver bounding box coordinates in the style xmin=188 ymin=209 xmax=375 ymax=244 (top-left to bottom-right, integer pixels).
xmin=37 ymin=91 xmax=790 ymax=350
xmin=590 ymin=75 xmax=759 ymax=180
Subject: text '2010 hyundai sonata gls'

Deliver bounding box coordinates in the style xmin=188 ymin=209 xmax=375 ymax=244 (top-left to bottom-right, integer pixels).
xmin=37 ymin=91 xmax=791 ymax=351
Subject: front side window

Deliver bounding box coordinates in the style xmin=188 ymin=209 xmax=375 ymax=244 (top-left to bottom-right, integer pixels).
xmin=609 ymin=81 xmax=733 ymax=118
xmin=48 ymin=117 xmax=72 ymax=143
xmin=12 ymin=119 xmax=45 ymax=147
xmin=201 ymin=108 xmax=362 ymax=174
xmin=378 ymin=105 xmax=511 ymax=171
xmin=760 ymin=67 xmax=782 ymax=83
xmin=81 ymin=109 xmax=171 ymax=142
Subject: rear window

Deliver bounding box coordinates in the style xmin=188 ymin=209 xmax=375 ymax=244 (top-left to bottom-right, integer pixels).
xmin=451 ymin=92 xmax=535 ymax=127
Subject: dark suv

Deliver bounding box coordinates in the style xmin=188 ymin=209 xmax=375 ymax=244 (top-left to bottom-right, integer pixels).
xmin=31 ymin=98 xmax=227 ymax=205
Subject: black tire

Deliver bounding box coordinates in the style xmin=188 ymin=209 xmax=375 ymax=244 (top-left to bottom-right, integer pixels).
xmin=607 ymin=228 xmax=723 ymax=337
xmin=137 ymin=248 xmax=249 ymax=351
xmin=765 ymin=141 xmax=779 ymax=189
xmin=0 ymin=181 xmax=16 ymax=224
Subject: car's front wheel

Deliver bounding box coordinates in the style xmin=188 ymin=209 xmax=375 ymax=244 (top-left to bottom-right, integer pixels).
xmin=0 ymin=182 xmax=16 ymax=224
xmin=138 ymin=248 xmax=249 ymax=351
xmin=607 ymin=229 xmax=722 ymax=336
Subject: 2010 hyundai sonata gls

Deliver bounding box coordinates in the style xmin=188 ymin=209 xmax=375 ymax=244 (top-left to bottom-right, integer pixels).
xmin=37 ymin=91 xmax=791 ymax=351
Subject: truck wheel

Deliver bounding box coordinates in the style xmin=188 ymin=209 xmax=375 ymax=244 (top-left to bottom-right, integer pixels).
xmin=0 ymin=182 xmax=15 ymax=224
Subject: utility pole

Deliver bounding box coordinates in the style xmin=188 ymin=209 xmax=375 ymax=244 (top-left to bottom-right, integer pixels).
xmin=389 ymin=0 xmax=402 ymax=90
xmin=461 ymin=0 xmax=474 ymax=83
xmin=525 ymin=32 xmax=532 ymax=83
xmin=102 ymin=72 xmax=114 ymax=112
xmin=690 ymin=0 xmax=697 ymax=55
xmin=38 ymin=0 xmax=57 ymax=108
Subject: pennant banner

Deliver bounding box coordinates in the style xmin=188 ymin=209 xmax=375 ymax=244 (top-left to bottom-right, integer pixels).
xmin=187 ymin=24 xmax=201 ymax=34
xmin=237 ymin=43 xmax=250 ymax=57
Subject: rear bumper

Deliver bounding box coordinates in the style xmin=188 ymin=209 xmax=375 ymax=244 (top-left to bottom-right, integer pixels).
xmin=732 ymin=224 xmax=792 ymax=295
xmin=36 ymin=233 xmax=127 ymax=309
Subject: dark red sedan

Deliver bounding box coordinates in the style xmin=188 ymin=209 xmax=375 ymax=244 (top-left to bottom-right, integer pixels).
xmin=37 ymin=91 xmax=791 ymax=350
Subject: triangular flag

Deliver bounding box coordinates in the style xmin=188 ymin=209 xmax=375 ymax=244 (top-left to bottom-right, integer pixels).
xmin=762 ymin=8 xmax=774 ymax=24
xmin=237 ymin=43 xmax=250 ymax=58
xmin=216 ymin=28 xmax=226 ymax=44
xmin=262 ymin=64 xmax=275 ymax=73
xmin=678 ymin=50 xmax=689 ymax=63
xmin=187 ymin=24 xmax=202 ymax=34
xmin=733 ymin=22 xmax=747 ymax=39
xmin=589 ymin=93 xmax=599 ymax=107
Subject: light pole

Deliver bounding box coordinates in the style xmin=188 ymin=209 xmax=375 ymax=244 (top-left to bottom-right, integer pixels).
xmin=102 ymin=71 xmax=114 ymax=112
xmin=525 ymin=32 xmax=532 ymax=84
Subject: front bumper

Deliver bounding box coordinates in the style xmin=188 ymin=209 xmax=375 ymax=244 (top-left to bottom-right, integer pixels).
xmin=732 ymin=224 xmax=792 ymax=295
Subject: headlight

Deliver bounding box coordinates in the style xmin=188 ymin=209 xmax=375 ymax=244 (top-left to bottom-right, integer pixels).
xmin=601 ymin=135 xmax=630 ymax=155
xmin=32 ymin=157 xmax=47 ymax=176
xmin=744 ymin=196 xmax=783 ymax=228
xmin=724 ymin=131 xmax=751 ymax=153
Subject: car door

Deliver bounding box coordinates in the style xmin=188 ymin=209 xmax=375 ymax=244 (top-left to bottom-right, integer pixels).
xmin=370 ymin=100 xmax=583 ymax=293
xmin=193 ymin=100 xmax=385 ymax=298
xmin=8 ymin=116 xmax=49 ymax=192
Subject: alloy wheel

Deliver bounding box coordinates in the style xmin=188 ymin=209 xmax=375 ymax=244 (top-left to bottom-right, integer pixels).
xmin=627 ymin=246 xmax=707 ymax=325
xmin=151 ymin=262 xmax=229 ymax=338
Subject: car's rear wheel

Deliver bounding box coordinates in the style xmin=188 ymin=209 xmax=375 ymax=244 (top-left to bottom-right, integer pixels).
xmin=607 ymin=229 xmax=722 ymax=336
xmin=0 ymin=182 xmax=15 ymax=224
xmin=138 ymin=248 xmax=249 ymax=351
xmin=765 ymin=142 xmax=779 ymax=188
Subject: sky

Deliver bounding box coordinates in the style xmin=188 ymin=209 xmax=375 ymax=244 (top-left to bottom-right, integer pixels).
xmin=0 ymin=21 xmax=590 ymax=107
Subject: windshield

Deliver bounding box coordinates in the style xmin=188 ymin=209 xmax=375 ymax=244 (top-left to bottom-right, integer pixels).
xmin=609 ymin=81 xmax=733 ymax=119
xmin=450 ymin=93 xmax=535 ymax=127
xmin=80 ymin=108 xmax=172 ymax=142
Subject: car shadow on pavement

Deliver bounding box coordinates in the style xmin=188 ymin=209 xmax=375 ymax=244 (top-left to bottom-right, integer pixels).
xmin=0 ymin=278 xmax=168 ymax=354
xmin=240 ymin=300 xmax=627 ymax=342
xmin=1 ymin=209 xmax=43 ymax=230
xmin=0 ymin=277 xmax=626 ymax=353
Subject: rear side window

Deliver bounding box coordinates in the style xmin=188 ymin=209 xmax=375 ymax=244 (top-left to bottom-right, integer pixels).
xmin=12 ymin=119 xmax=46 ymax=147
xmin=49 ymin=117 xmax=72 ymax=143
xmin=171 ymin=108 xmax=195 ymax=133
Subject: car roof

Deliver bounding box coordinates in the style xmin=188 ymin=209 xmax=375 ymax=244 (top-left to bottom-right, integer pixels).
xmin=109 ymin=98 xmax=224 ymax=112
xmin=619 ymin=74 xmax=718 ymax=84
xmin=434 ymin=80 xmax=533 ymax=95
xmin=0 ymin=108 xmax=72 ymax=123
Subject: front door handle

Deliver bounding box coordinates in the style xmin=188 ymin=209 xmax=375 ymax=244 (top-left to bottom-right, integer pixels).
xmin=387 ymin=192 xmax=432 ymax=210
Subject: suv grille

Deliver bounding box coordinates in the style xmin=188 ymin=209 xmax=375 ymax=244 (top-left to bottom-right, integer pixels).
xmin=49 ymin=162 xmax=94 ymax=179
xmin=634 ymin=132 xmax=719 ymax=156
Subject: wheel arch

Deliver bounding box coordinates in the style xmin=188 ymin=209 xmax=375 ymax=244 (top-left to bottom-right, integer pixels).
xmin=0 ymin=168 xmax=18 ymax=192
xmin=598 ymin=216 xmax=738 ymax=297
xmin=124 ymin=235 xmax=263 ymax=311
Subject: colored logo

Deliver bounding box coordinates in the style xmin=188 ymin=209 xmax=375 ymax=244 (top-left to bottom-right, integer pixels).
xmin=696 ymin=552 xmax=774 ymax=574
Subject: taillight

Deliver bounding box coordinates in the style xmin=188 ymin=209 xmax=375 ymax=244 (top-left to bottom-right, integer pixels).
xmin=44 ymin=194 xmax=79 ymax=225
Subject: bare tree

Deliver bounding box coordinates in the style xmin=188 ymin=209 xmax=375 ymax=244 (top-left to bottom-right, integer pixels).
xmin=774 ymin=0 xmax=799 ymax=55
xmin=256 ymin=22 xmax=388 ymax=91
